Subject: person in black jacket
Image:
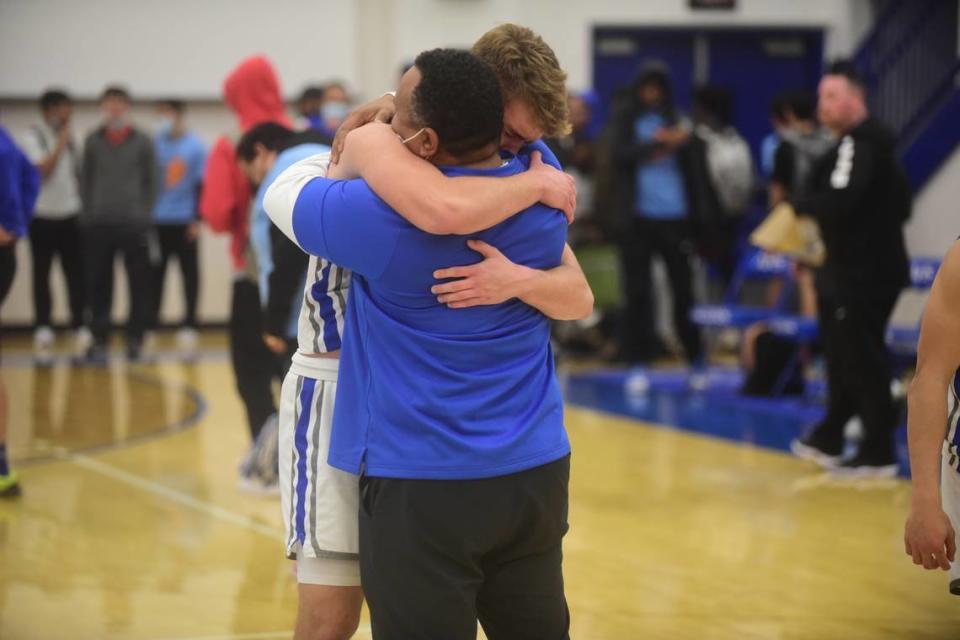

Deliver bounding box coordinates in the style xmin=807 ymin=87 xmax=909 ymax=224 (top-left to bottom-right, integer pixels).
xmin=233 ymin=123 xmax=332 ymax=492
xmin=608 ymin=62 xmax=703 ymax=366
xmin=790 ymin=61 xmax=912 ymax=477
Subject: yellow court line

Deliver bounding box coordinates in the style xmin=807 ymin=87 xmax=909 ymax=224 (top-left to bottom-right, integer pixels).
xmin=66 ymin=451 xmax=285 ymax=541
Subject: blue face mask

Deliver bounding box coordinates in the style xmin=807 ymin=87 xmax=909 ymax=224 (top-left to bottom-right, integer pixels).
xmin=156 ymin=116 xmax=174 ymax=136
xmin=321 ymin=101 xmax=349 ymax=124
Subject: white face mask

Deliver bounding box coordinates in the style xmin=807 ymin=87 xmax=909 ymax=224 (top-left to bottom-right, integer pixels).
xmin=156 ymin=115 xmax=175 ymax=135
xmin=105 ymin=116 xmax=127 ymax=131
xmin=321 ymin=101 xmax=349 ymax=123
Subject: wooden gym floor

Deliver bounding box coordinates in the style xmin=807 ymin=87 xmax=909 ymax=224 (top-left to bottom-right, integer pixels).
xmin=1 ymin=332 xmax=958 ymax=639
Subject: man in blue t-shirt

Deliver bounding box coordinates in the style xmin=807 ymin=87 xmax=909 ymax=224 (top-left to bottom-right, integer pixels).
xmin=151 ymin=99 xmax=207 ymax=350
xmin=266 ymin=49 xmax=571 ymax=639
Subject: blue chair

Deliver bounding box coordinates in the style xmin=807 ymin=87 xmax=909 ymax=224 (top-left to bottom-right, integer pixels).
xmin=691 ymin=249 xmax=795 ymax=330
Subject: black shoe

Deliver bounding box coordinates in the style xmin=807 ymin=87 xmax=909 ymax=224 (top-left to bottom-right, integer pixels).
xmin=830 ymin=451 xmax=899 ymax=478
xmin=950 ymin=579 xmax=960 ymax=596
xmin=85 ymin=343 xmax=109 ymax=366
xmin=126 ymin=342 xmax=143 ymax=363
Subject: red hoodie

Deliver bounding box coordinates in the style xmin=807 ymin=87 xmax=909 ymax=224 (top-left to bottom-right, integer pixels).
xmin=200 ymin=55 xmax=292 ymax=270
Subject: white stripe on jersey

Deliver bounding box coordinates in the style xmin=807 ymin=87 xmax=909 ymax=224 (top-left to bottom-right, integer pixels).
xmin=264 ymin=151 xmax=333 ymax=250
xmin=263 ymin=150 xmax=352 ymax=355
xmin=296 ymin=257 xmax=351 ymax=354
xmin=945 ymin=380 xmax=960 ymax=473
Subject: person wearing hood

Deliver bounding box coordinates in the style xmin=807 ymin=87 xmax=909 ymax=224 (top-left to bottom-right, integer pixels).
xmin=80 ymin=85 xmax=157 ymax=364
xmin=151 ymin=99 xmax=207 ymax=355
xmin=790 ymin=60 xmax=911 ymax=477
xmin=608 ymin=62 xmax=703 ymax=367
xmin=200 ymin=55 xmax=295 ymax=485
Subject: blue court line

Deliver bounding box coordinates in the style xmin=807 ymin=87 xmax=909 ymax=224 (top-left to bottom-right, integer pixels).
xmin=563 ymin=367 xmax=911 ymax=477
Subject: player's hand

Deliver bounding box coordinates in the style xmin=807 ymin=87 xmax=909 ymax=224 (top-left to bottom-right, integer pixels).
xmin=330 ymin=94 xmax=396 ymax=165
xmin=263 ymin=333 xmax=288 ymax=355
xmin=904 ymin=503 xmax=956 ymax=571
xmin=56 ymin=124 xmax=72 ymax=148
xmin=186 ymin=222 xmax=200 ymax=242
xmin=0 ymin=227 xmax=16 ymax=246
xmin=432 ymin=239 xmax=533 ymax=309
xmin=529 ymin=151 xmax=576 ymax=224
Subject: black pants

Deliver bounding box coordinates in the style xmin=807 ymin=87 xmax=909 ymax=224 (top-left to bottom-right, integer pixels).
xmin=83 ymin=224 xmax=154 ymax=346
xmin=811 ymin=288 xmax=900 ymax=458
xmin=0 ymin=244 xmax=15 ymax=360
xmin=152 ymin=224 xmax=199 ymax=328
xmin=29 ymin=216 xmax=85 ymax=328
xmin=230 ymin=278 xmax=293 ymax=441
xmin=619 ymin=218 xmax=703 ymax=364
xmin=360 ymin=456 xmax=571 ymax=640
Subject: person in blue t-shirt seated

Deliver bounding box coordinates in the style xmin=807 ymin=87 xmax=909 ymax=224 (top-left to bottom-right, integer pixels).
xmin=151 ymin=99 xmax=207 ymax=352
xmin=266 ymin=48 xmax=573 ymax=640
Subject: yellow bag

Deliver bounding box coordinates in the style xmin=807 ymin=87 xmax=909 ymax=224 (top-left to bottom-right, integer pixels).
xmin=750 ymin=202 xmax=825 ymax=267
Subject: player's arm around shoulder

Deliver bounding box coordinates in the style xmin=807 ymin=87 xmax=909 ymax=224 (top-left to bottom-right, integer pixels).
xmin=338 ymin=123 xmax=576 ymax=235
xmin=263 ymin=152 xmax=332 ymax=250
xmin=905 ymin=240 xmax=960 ymax=571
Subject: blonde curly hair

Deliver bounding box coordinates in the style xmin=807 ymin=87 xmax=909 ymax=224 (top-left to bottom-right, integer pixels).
xmin=472 ymin=24 xmax=572 ymax=137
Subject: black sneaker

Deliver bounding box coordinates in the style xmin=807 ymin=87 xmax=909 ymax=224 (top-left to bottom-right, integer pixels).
xmin=830 ymin=452 xmax=899 ymax=479
xmin=85 ymin=343 xmax=109 ymax=366
xmin=126 ymin=342 xmax=143 ymax=363
xmin=950 ymin=579 xmax=960 ymax=596
xmin=790 ymin=436 xmax=844 ymax=468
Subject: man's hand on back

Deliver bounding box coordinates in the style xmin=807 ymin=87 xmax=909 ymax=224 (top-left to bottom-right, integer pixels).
xmin=331 ymin=94 xmax=397 ymax=165
xmin=432 ymin=239 xmax=535 ymax=309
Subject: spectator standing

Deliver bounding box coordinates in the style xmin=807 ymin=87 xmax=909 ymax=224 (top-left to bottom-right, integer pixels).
xmin=80 ymin=86 xmax=157 ymax=363
xmin=609 ymin=62 xmax=703 ymax=367
xmin=688 ymin=85 xmax=754 ymax=285
xmin=295 ymin=85 xmax=325 ymax=131
xmin=790 ymin=61 xmax=911 ymax=476
xmin=151 ymin=99 xmax=207 ymax=354
xmin=22 ymin=90 xmax=89 ymax=364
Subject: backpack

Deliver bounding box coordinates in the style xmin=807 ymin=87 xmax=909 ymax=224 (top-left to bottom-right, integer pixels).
xmin=695 ymin=124 xmax=754 ymax=216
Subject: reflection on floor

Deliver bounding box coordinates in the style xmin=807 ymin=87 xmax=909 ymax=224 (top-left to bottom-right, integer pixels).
xmin=565 ymin=366 xmax=911 ymax=475
xmin=0 ymin=335 xmax=956 ymax=639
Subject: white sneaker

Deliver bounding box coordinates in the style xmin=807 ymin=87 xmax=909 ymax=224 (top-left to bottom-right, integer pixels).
xmin=688 ymin=371 xmax=710 ymax=392
xmin=34 ymin=326 xmax=55 ymax=365
xmin=176 ymin=327 xmax=199 ymax=353
xmin=238 ymin=474 xmax=281 ymax=496
xmin=73 ymin=327 xmax=93 ymax=357
xmin=790 ymin=439 xmax=843 ymax=469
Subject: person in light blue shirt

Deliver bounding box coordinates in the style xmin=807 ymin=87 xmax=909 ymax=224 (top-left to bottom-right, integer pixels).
xmin=151 ymin=99 xmax=207 ymax=344
xmin=236 ymin=124 xmax=331 ymax=349
xmin=610 ymin=61 xmax=703 ymax=367
xmin=266 ymin=48 xmax=571 ymax=639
